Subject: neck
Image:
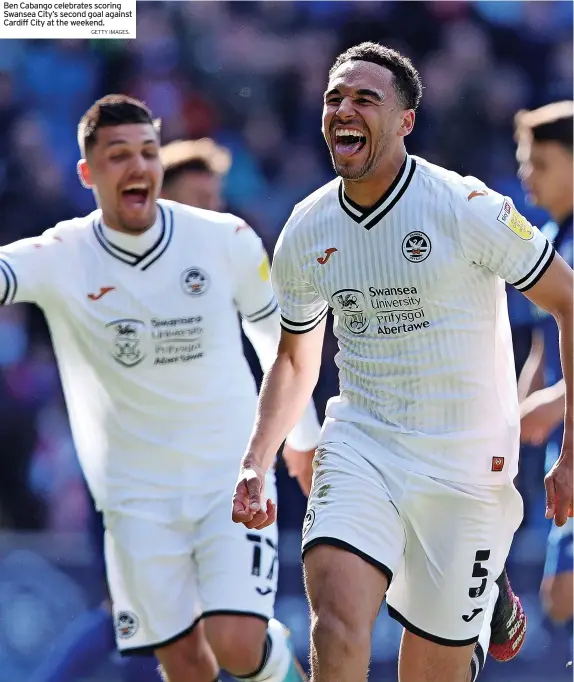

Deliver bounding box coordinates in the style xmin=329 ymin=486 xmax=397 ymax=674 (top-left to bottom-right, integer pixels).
xmin=342 ymin=146 xmax=406 ymax=208
xmin=101 ymin=206 xmax=157 ymax=236
xmin=550 ymin=202 xmax=573 ymax=226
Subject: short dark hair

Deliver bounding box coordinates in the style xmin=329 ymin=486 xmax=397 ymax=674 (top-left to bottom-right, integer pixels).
xmin=514 ymin=101 xmax=573 ymax=153
xmin=329 ymin=42 xmax=423 ymax=110
xmin=160 ymin=138 xmax=232 ymax=187
xmin=78 ymin=94 xmax=160 ymax=156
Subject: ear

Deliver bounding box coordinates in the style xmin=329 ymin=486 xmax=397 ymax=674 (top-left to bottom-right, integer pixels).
xmin=398 ymin=110 xmax=416 ymax=139
xmin=77 ymin=159 xmax=93 ymax=189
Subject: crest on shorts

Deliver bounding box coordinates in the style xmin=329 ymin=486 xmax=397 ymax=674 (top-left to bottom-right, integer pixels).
xmin=115 ymin=611 xmax=139 ymax=639
xmin=302 ymin=508 xmax=316 ymax=538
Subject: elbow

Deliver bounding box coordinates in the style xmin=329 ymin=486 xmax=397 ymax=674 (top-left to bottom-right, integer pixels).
xmin=553 ymin=285 xmax=574 ymax=324
xmin=276 ymin=345 xmax=321 ymax=387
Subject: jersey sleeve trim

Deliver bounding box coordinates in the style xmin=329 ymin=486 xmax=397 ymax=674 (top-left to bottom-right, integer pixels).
xmin=509 ymin=241 xmax=555 ymax=291
xmin=243 ymin=297 xmax=279 ymax=323
xmin=280 ymin=305 xmax=328 ymax=334
xmin=0 ymin=258 xmax=17 ymax=305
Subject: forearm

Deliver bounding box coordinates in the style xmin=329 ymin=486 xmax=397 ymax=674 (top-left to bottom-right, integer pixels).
xmin=557 ymin=309 xmax=573 ymax=453
xmin=245 ymin=351 xmax=320 ymax=472
xmin=545 ymin=380 xmax=566 ymax=425
xmin=521 ymin=380 xmax=566 ymax=422
xmin=243 ymin=312 xmax=321 ymax=451
xmin=517 ymin=330 xmax=544 ymax=402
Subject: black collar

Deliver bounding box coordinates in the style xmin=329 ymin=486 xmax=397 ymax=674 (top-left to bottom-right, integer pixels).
xmin=93 ymin=203 xmax=174 ymax=271
xmin=338 ymin=155 xmax=416 ymax=230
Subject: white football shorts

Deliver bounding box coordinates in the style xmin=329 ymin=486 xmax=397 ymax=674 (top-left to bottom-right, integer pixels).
xmin=302 ymin=439 xmax=523 ymax=645
xmin=103 ymin=472 xmax=278 ymax=654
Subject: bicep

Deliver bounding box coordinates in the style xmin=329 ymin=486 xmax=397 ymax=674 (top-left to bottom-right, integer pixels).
xmin=278 ymin=314 xmax=327 ymax=375
xmin=521 ymin=253 xmax=573 ymax=318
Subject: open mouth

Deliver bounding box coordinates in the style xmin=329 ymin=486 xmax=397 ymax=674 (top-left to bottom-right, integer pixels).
xmin=121 ymin=184 xmax=150 ymax=208
xmin=334 ymin=129 xmax=367 ymax=158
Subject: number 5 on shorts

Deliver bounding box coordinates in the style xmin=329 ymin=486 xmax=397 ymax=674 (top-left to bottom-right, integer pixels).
xmin=468 ymin=549 xmax=491 ymax=598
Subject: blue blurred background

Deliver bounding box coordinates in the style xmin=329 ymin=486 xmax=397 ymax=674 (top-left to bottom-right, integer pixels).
xmin=0 ymin=2 xmax=572 ymax=680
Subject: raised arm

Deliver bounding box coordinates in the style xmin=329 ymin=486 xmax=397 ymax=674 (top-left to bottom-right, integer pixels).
xmin=232 ymin=322 xmax=326 ymax=529
xmin=232 ymin=222 xmax=328 ymax=528
xmin=0 ymin=230 xmax=61 ymax=307
xmin=230 ymin=221 xmax=322 ymax=494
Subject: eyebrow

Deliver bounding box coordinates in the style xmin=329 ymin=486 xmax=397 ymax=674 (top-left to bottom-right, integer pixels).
xmin=324 ymin=87 xmax=384 ymax=102
xmin=105 ymin=138 xmax=157 ymax=148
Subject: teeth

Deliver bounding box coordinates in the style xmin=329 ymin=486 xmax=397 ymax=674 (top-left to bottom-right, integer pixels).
xmin=335 ymin=129 xmax=364 ymax=139
xmin=124 ymin=184 xmax=147 ymax=191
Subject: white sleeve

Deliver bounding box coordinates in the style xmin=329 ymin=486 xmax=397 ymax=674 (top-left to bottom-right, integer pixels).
xmin=0 ymin=230 xmax=60 ymax=306
xmin=271 ymin=228 xmax=328 ymax=334
xmin=233 ymin=222 xmax=322 ymax=450
xmin=231 ymin=221 xmax=278 ymax=323
xmin=458 ymin=179 xmax=554 ymax=292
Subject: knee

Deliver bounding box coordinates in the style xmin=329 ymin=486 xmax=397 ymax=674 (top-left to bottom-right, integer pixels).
xmin=304 ymin=545 xmax=384 ymax=655
xmin=155 ymin=632 xmax=215 ymax=679
xmin=310 ymin=596 xmax=370 ymax=654
xmin=541 ymin=576 xmax=573 ymax=624
xmin=205 ymin=616 xmax=268 ymax=676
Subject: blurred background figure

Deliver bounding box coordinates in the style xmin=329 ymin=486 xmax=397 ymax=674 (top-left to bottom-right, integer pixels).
xmin=514 ymin=102 xmax=573 ymax=631
xmin=160 ymin=137 xmax=232 ymax=211
xmin=0 ymin=3 xmax=572 ymax=680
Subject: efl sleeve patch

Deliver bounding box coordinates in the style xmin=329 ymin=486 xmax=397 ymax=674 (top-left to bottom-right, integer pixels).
xmin=497 ymin=199 xmax=534 ymax=240
xmin=258 ymin=253 xmax=271 ymax=282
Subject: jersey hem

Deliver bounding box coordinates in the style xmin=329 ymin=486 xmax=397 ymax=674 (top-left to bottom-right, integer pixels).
xmin=386 ymin=605 xmax=480 ymax=647
xmin=302 ymin=536 xmax=394 ymax=585
xmin=119 ymin=610 xmax=269 ymax=656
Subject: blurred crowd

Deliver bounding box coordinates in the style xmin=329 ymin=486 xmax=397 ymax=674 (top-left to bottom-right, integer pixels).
xmin=0 ymin=3 xmax=572 ymax=677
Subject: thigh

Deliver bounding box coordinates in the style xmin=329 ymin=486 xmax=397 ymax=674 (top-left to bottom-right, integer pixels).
xmin=387 ymin=474 xmax=523 ymax=645
xmin=303 ymin=442 xmax=406 ymax=585
xmin=103 ymin=509 xmax=200 ymax=654
xmin=304 ymin=543 xmax=388 ymax=629
xmin=195 ymin=472 xmax=278 ymax=621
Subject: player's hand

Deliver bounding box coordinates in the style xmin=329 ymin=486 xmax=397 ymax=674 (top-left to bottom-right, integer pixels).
xmin=544 ymin=447 xmax=573 ymax=527
xmin=520 ymin=389 xmax=564 ymax=446
xmin=232 ymin=460 xmax=277 ymax=529
xmin=282 ymin=444 xmax=315 ymax=497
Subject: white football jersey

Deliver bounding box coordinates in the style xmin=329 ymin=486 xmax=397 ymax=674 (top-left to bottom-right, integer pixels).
xmin=272 ymin=155 xmax=555 ymax=484
xmin=0 ymin=200 xmax=319 ymax=509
